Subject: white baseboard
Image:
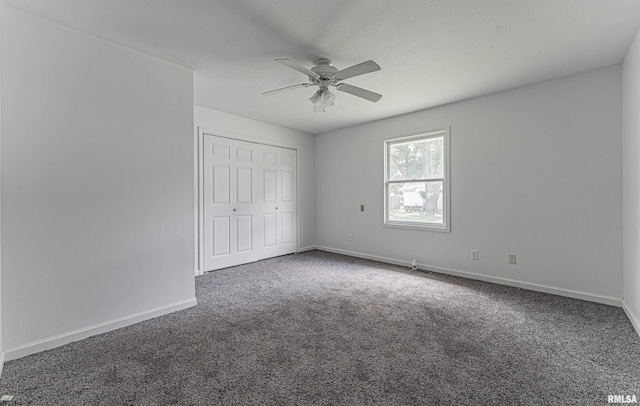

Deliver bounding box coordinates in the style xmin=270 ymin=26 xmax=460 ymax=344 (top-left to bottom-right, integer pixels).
xmin=297 ymin=245 xmax=317 ymax=253
xmin=622 ymin=300 xmax=640 ymax=338
xmin=314 ymin=245 xmax=622 ymax=307
xmin=4 ymin=298 xmax=197 ymax=362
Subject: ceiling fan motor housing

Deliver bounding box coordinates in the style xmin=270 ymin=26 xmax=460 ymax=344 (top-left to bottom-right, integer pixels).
xmin=311 ymin=59 xmax=338 ymax=86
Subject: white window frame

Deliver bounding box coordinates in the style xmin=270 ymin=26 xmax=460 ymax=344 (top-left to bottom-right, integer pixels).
xmin=383 ymin=128 xmax=451 ymax=232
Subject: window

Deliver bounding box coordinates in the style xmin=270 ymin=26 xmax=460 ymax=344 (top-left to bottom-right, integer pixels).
xmin=384 ymin=128 xmax=450 ymax=232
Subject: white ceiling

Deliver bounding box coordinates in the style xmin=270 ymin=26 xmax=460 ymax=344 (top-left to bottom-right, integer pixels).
xmin=3 ymin=0 xmax=640 ymax=134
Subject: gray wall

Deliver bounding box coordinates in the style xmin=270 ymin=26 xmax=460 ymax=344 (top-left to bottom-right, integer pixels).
xmin=0 ymin=5 xmax=3 ymax=370
xmin=623 ymin=28 xmax=640 ymax=332
xmin=1 ymin=7 xmax=196 ymax=357
xmin=315 ymin=66 xmax=622 ymax=303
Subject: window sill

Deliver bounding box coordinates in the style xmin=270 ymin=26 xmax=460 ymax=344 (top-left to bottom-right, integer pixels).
xmin=383 ymin=222 xmax=450 ymax=233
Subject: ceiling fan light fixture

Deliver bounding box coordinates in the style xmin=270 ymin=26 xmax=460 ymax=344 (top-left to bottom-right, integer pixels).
xmin=323 ymin=90 xmax=335 ymax=108
xmin=312 ymin=103 xmax=325 ymax=113
xmin=309 ymin=87 xmax=335 ymax=113
xmin=308 ymin=90 xmax=323 ymax=105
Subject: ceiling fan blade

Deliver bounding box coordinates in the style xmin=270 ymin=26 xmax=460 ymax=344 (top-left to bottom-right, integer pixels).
xmin=275 ymin=58 xmax=319 ymax=79
xmin=262 ymin=83 xmax=311 ymax=96
xmin=334 ymin=60 xmax=381 ymax=81
xmin=336 ymin=83 xmax=382 ymax=102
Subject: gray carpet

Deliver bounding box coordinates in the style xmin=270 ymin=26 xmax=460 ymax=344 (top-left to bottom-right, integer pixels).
xmin=0 ymin=250 xmax=639 ymax=405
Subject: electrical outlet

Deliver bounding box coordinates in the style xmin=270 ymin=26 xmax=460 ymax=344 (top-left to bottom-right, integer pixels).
xmin=348 ymin=234 xmax=353 ymax=241
xmin=508 ymin=254 xmax=517 ymax=265
xmin=360 ymin=204 xmax=365 ymax=212
xmin=471 ymin=250 xmax=479 ymax=260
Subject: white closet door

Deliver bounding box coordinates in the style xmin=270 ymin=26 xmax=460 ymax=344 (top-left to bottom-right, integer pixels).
xmin=204 ymin=136 xmax=258 ymax=271
xmin=257 ymin=145 xmax=297 ymax=259
xmin=203 ymin=135 xmax=296 ymax=271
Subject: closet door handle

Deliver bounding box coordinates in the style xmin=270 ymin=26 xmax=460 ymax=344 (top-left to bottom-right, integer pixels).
xmin=233 ymin=208 xmax=236 ymax=212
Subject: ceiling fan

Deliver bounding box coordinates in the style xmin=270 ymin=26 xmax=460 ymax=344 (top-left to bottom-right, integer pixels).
xmin=263 ymin=58 xmax=382 ymax=113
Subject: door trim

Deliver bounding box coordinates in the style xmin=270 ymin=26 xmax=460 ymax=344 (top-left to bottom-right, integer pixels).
xmin=195 ymin=126 xmax=300 ymax=276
